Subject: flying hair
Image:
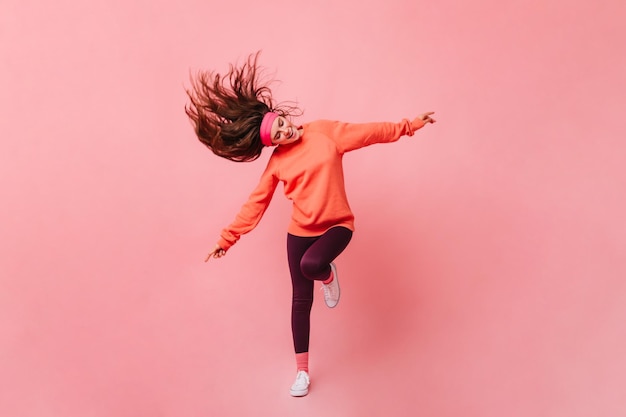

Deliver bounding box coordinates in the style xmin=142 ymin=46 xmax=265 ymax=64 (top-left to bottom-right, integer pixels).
xmin=185 ymin=51 xmax=300 ymax=162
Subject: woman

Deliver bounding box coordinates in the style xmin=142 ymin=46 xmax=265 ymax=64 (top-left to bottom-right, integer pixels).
xmin=185 ymin=52 xmax=435 ymax=397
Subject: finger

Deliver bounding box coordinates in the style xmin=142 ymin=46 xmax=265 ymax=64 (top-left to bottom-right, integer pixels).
xmin=204 ymin=254 xmax=212 ymax=262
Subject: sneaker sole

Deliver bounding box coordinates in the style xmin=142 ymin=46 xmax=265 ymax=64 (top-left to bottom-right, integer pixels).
xmin=289 ymin=387 xmax=309 ymax=397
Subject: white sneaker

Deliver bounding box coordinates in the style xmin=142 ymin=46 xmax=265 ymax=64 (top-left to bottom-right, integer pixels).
xmin=289 ymin=370 xmax=310 ymax=397
xmin=321 ymin=262 xmax=340 ymax=308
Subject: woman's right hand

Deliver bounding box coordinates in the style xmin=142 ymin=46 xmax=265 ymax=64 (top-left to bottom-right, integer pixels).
xmin=205 ymin=244 xmax=226 ymax=262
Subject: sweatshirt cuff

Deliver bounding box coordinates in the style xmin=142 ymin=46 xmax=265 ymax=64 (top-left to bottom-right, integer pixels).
xmin=409 ymin=117 xmax=426 ymax=134
xmin=217 ymin=237 xmax=232 ymax=251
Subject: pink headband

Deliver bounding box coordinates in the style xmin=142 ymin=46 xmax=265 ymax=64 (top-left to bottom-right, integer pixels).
xmin=259 ymin=112 xmax=278 ymax=147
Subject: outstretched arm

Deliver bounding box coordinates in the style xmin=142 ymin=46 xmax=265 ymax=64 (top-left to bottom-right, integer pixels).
xmin=322 ymin=111 xmax=436 ymax=153
xmin=204 ymin=158 xmax=279 ymax=262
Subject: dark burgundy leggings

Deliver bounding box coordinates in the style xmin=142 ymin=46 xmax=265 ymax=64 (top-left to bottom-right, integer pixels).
xmin=287 ymin=226 xmax=353 ymax=354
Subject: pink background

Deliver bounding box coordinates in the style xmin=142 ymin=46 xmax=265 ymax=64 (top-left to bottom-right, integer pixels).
xmin=2 ymin=0 xmax=625 ymax=416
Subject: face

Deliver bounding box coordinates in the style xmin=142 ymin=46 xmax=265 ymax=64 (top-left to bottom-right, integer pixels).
xmin=270 ymin=116 xmax=302 ymax=146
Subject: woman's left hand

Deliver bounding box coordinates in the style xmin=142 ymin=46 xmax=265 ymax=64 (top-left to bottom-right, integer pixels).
xmin=418 ymin=112 xmax=436 ymax=124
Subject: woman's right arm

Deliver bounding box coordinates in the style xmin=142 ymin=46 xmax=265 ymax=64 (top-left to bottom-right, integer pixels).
xmin=205 ymin=159 xmax=280 ymax=261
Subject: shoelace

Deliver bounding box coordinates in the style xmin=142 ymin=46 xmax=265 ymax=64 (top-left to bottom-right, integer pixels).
xmin=321 ymin=283 xmax=336 ymax=298
xmin=294 ymin=371 xmax=309 ymax=386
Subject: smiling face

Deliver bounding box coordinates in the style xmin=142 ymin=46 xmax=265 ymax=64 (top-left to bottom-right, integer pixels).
xmin=270 ymin=116 xmax=302 ymax=146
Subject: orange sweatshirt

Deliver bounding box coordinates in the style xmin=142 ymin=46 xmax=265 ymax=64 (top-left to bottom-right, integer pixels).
xmin=217 ymin=118 xmax=426 ymax=251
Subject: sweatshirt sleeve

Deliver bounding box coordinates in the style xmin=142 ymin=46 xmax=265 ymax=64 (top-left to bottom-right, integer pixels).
xmin=217 ymin=159 xmax=280 ymax=251
xmin=318 ymin=118 xmax=426 ymax=154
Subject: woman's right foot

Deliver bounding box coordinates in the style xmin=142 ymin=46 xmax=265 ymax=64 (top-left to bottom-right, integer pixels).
xmin=289 ymin=370 xmax=310 ymax=397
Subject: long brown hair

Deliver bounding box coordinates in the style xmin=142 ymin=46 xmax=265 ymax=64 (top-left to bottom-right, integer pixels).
xmin=185 ymin=52 xmax=298 ymax=162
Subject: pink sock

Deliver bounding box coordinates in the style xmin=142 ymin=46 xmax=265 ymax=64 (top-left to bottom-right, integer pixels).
xmin=322 ymin=269 xmax=334 ymax=285
xmin=296 ymin=352 xmax=309 ymax=373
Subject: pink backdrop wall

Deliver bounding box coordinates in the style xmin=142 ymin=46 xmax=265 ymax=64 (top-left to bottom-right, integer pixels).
xmin=2 ymin=0 xmax=625 ymax=416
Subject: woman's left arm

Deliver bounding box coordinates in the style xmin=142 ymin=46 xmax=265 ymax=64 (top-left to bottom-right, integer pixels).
xmin=329 ymin=112 xmax=436 ymax=153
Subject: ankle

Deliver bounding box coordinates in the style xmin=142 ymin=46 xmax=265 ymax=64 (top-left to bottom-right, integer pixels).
xmin=296 ymin=352 xmax=309 ymax=373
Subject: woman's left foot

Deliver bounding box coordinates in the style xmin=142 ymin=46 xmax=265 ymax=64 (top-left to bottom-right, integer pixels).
xmin=321 ymin=262 xmax=340 ymax=308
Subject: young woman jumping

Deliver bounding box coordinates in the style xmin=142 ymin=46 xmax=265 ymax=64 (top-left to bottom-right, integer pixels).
xmin=185 ymin=52 xmax=435 ymax=397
